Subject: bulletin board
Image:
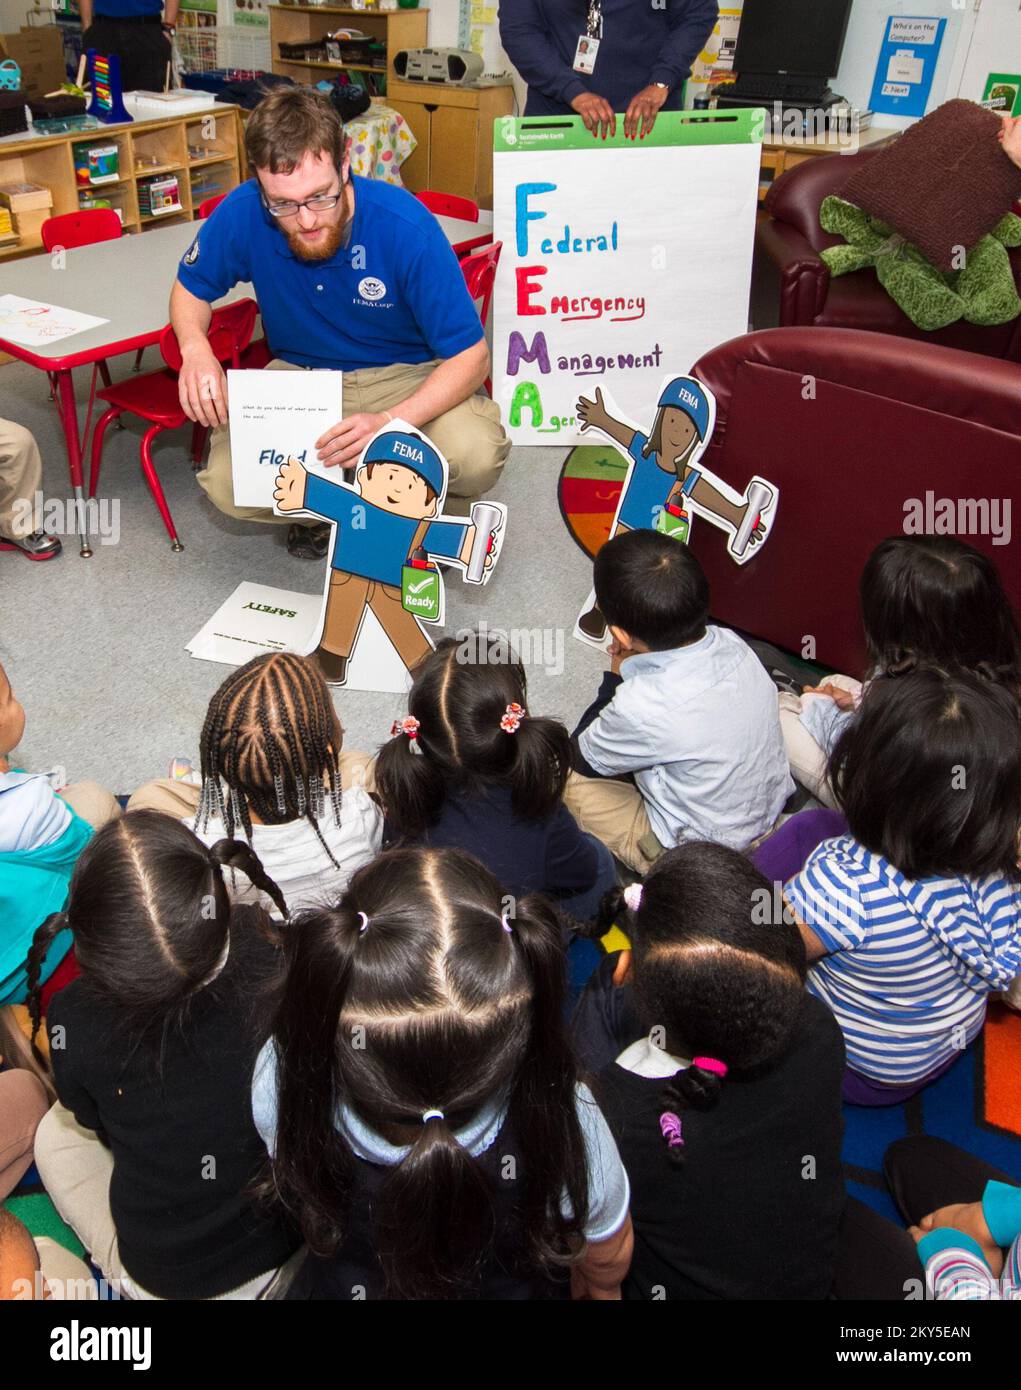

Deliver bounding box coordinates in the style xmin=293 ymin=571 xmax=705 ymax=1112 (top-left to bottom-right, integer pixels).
xmin=491 ymin=109 xmax=764 ymax=448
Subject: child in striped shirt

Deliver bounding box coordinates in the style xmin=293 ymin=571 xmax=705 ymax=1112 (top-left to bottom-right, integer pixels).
xmin=784 ymin=666 xmax=1021 ymax=1105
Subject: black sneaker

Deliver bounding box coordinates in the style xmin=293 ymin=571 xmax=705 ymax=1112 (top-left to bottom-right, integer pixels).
xmin=0 ymin=530 xmax=62 ymax=561
xmin=287 ymin=522 xmax=331 ymax=560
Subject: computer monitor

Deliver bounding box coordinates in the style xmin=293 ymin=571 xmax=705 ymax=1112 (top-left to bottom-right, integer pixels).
xmin=733 ymin=0 xmax=853 ymax=80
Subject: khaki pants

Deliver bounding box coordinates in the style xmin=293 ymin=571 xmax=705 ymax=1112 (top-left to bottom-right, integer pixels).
xmin=563 ymin=771 xmax=657 ymax=875
xmin=59 ymin=781 xmax=122 ymax=830
xmin=196 ymin=359 xmax=510 ymax=522
xmin=128 ymin=748 xmax=376 ymax=816
xmin=0 ymin=418 xmax=43 ymax=541
xmin=0 ymin=1068 xmax=49 ymax=1201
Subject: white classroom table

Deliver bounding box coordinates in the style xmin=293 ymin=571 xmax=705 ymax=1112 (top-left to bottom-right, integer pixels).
xmin=0 ymin=210 xmax=491 ymax=556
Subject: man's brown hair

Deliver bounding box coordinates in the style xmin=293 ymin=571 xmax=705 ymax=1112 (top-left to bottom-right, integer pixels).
xmin=245 ymin=86 xmax=344 ymax=175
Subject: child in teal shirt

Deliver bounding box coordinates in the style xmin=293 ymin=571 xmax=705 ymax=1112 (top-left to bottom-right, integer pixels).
xmin=0 ymin=660 xmax=118 ymax=1004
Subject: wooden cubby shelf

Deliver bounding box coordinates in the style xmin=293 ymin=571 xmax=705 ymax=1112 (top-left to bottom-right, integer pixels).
xmin=0 ymin=106 xmax=245 ymax=259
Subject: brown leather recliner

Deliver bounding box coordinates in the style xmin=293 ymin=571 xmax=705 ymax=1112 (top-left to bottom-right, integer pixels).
xmin=752 ymin=150 xmax=1021 ymax=362
xmin=687 ymin=328 xmax=1021 ymax=677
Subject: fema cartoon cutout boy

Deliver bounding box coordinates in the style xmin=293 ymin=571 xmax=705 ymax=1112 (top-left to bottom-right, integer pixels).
xmin=575 ymin=376 xmax=777 ymax=642
xmin=273 ymin=426 xmax=504 ymax=687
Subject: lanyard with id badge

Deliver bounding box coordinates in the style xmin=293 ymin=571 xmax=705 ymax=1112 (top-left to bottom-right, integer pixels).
xmin=573 ymin=0 xmax=602 ymax=74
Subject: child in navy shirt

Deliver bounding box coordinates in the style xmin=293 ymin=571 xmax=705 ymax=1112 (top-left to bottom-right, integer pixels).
xmin=374 ymin=632 xmax=617 ymax=921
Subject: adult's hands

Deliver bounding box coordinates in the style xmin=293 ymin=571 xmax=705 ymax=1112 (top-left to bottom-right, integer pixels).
xmin=178 ymin=344 xmax=229 ymax=428
xmin=571 ymin=91 xmax=616 ymax=139
xmin=623 ymin=84 xmax=669 ymax=140
xmin=315 ymin=412 xmax=392 ymax=469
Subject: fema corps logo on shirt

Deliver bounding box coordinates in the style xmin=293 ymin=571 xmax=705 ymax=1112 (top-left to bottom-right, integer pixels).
xmin=358 ymin=276 xmax=386 ymax=301
xmin=184 ymin=237 xmax=199 ymax=266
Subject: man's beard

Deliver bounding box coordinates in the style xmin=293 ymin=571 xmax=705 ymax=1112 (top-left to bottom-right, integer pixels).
xmin=284 ymin=186 xmax=354 ymax=261
xmin=285 ymin=219 xmax=346 ymax=261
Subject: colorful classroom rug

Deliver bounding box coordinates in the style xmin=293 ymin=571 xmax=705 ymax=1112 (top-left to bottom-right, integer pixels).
xmin=844 ymin=1005 xmax=1021 ymax=1222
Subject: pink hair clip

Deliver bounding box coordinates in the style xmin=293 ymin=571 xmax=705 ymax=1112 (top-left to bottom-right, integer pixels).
xmin=500 ymin=702 xmax=525 ymax=734
xmin=659 ymin=1111 xmax=684 ymax=1149
xmin=693 ymin=1056 xmax=728 ymax=1078
xmin=390 ymin=716 xmax=420 ymax=740
xmin=623 ymin=883 xmax=643 ymax=912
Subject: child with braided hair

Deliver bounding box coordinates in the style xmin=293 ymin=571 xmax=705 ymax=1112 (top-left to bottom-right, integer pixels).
xmin=30 ymin=810 xmax=301 ymax=1300
xmin=576 ymin=841 xmax=845 ymax=1300
xmin=252 ymin=845 xmax=633 ymax=1299
xmin=374 ymin=632 xmax=617 ymax=921
xmin=129 ymin=651 xmax=381 ymax=915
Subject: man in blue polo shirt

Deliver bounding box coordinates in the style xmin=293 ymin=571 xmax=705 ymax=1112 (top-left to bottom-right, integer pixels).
xmin=79 ymin=0 xmax=177 ymax=94
xmin=171 ymin=86 xmax=509 ymax=558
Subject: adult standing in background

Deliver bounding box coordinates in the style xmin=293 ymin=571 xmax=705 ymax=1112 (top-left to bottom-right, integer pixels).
xmin=78 ymin=0 xmax=178 ymax=94
xmin=499 ymin=0 xmax=719 ymax=140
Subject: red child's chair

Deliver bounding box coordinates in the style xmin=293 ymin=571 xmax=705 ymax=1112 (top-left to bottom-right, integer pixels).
xmin=197 ymin=193 xmax=227 ymax=219
xmin=41 ymin=209 xmax=123 ymax=394
xmin=88 ymin=298 xmax=259 ymax=551
xmin=416 ymin=189 xmax=480 ymax=222
xmin=459 ymin=240 xmax=501 ymax=395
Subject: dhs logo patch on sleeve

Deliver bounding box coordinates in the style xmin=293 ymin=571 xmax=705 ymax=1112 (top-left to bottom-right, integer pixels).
xmin=183 ymin=237 xmax=200 ymax=266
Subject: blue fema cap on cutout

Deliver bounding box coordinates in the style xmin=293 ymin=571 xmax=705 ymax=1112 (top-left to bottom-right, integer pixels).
xmin=657 ymin=377 xmax=711 ymax=439
xmin=362 ymin=430 xmax=445 ymax=495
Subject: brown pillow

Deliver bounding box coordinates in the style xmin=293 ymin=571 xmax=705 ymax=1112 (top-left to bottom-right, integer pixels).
xmin=841 ymin=99 xmax=1021 ymax=272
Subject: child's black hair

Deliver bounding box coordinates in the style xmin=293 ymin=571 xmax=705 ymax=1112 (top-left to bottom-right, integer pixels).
xmin=196 ymin=651 xmax=345 ymax=867
xmin=374 ymin=634 xmax=570 ymax=838
xmin=593 ymin=528 xmax=709 ymax=651
xmin=830 ymin=665 xmax=1021 ymax=881
xmin=593 ymin=841 xmax=806 ymax=1166
xmin=860 ymin=536 xmax=1021 ymax=686
xmin=24 ymin=810 xmax=287 ymax=1060
xmin=264 ymin=845 xmax=590 ymax=1299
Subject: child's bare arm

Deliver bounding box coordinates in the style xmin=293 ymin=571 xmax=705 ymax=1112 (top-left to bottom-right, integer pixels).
xmin=571 ymin=1214 xmax=634 ymax=1300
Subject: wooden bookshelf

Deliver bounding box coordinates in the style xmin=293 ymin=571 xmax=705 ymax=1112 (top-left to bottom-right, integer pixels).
xmin=269 ymin=4 xmax=428 ymax=97
xmin=0 ymin=107 xmax=244 ymax=259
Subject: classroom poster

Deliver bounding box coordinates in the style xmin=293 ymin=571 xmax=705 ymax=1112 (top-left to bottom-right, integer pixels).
xmin=687 ymin=5 xmax=744 ymax=106
xmin=868 ymin=15 xmax=946 ymax=118
xmin=491 ymin=110 xmax=763 ymax=448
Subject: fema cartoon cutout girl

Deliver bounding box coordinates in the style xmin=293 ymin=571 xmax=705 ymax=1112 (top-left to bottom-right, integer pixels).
xmin=576 ymin=377 xmax=775 ymax=642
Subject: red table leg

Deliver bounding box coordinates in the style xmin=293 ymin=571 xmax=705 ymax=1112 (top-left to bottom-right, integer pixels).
xmin=54 ymin=368 xmax=92 ymax=558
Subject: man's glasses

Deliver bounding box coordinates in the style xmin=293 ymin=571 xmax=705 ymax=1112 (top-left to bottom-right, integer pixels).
xmin=261 ymin=182 xmax=346 ymax=219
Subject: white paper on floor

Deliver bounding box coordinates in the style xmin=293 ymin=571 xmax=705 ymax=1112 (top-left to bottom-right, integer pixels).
xmin=186 ymin=579 xmax=412 ymax=693
xmin=187 ymin=581 xmax=322 ymax=665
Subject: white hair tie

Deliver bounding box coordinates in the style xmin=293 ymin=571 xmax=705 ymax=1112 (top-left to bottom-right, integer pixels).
xmin=623 ymin=883 xmax=643 ymax=912
xmin=357 ymin=911 xmax=369 ymax=934
xmin=422 ymin=1109 xmax=444 ymax=1123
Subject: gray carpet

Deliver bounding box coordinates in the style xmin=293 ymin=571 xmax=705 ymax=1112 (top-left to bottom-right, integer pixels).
xmin=1 ymin=352 xmax=608 ymax=794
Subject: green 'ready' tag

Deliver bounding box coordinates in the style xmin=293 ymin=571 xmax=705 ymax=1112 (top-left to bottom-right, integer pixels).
xmin=401 ymin=564 xmax=441 ymax=621
xmin=655 ymin=505 xmax=690 ymax=544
